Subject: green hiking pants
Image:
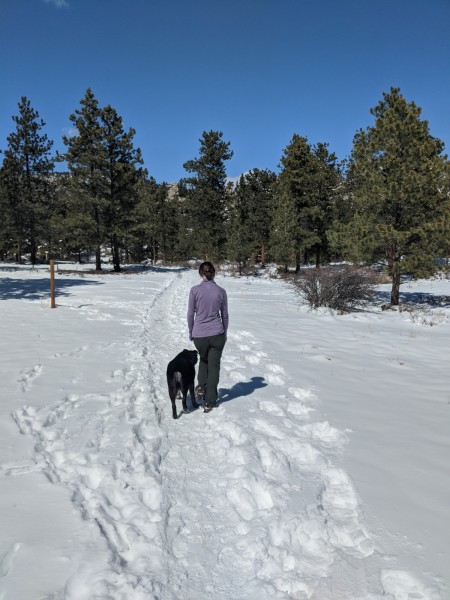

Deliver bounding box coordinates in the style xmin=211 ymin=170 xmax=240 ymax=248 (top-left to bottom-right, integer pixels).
xmin=193 ymin=333 xmax=226 ymax=405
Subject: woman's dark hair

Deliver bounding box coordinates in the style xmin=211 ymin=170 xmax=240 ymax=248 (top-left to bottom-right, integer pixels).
xmin=199 ymin=261 xmax=215 ymax=281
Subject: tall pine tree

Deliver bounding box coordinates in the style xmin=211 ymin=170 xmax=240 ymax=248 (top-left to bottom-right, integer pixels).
xmin=272 ymin=134 xmax=341 ymax=270
xmin=62 ymin=88 xmax=107 ymax=270
xmin=230 ymin=168 xmax=277 ymax=266
xmin=101 ymin=104 xmax=144 ymax=271
xmin=130 ymin=178 xmax=178 ymax=263
xmin=337 ymin=87 xmax=448 ymax=304
xmin=0 ymin=97 xmax=54 ymax=264
xmin=62 ymin=89 xmax=144 ymax=271
xmin=180 ymin=131 xmax=233 ymax=261
xmin=269 ymin=179 xmax=297 ymax=272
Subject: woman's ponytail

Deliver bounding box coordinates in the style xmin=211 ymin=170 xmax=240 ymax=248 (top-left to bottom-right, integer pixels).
xmin=199 ymin=261 xmax=215 ymax=281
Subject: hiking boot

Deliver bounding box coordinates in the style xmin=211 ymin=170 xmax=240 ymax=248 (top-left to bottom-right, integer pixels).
xmin=195 ymin=385 xmax=206 ymax=402
xmin=203 ymin=401 xmax=213 ymax=413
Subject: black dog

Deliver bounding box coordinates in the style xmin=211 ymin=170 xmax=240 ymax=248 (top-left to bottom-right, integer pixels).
xmin=166 ymin=349 xmax=199 ymax=419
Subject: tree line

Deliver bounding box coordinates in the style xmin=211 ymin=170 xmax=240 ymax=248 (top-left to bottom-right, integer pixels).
xmin=1 ymin=87 xmax=449 ymax=304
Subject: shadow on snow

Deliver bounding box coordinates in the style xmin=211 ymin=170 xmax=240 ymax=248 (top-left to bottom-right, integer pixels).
xmin=0 ymin=276 xmax=103 ymax=301
xmin=374 ymin=290 xmax=450 ymax=307
xmin=219 ymin=376 xmax=268 ymax=404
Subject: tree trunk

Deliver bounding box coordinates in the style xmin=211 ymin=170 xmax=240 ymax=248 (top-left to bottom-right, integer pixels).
xmin=112 ymin=235 xmax=121 ymax=272
xmin=295 ymin=250 xmax=301 ymax=274
xmin=315 ymin=245 xmax=321 ymax=269
xmin=30 ymin=239 xmax=37 ymax=265
xmin=391 ymin=270 xmax=400 ymax=305
xmin=95 ymin=245 xmax=102 ymax=271
xmin=386 ymin=246 xmax=400 ymax=305
xmin=94 ymin=206 xmax=102 ymax=270
xmin=30 ymin=216 xmax=37 ymax=265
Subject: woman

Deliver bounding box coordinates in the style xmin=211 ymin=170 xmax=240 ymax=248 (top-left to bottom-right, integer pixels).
xmin=187 ymin=261 xmax=229 ymax=412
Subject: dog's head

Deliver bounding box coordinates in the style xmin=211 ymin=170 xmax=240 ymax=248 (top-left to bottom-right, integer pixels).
xmin=182 ymin=349 xmax=198 ymax=366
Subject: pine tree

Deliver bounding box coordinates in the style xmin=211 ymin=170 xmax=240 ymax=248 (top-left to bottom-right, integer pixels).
xmin=101 ymin=104 xmax=144 ymax=271
xmin=49 ymin=173 xmax=99 ymax=262
xmin=231 ymin=169 xmax=277 ymax=266
xmin=0 ymin=97 xmax=54 ymax=264
xmin=226 ymin=184 xmax=250 ymax=274
xmin=130 ymin=177 xmax=178 ymax=263
xmin=270 ymin=180 xmax=297 ymax=272
xmin=337 ymin=87 xmax=448 ymax=304
xmin=180 ymin=131 xmax=233 ymax=261
xmin=272 ymin=134 xmax=341 ymax=270
xmin=310 ymin=142 xmax=343 ymax=266
xmin=62 ymin=88 xmax=108 ymax=270
xmin=0 ymin=179 xmax=14 ymax=260
xmin=62 ymin=89 xmax=144 ymax=271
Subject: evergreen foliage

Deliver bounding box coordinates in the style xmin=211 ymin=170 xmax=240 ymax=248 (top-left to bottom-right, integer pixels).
xmin=269 ymin=180 xmax=297 ymax=272
xmin=180 ymin=131 xmax=233 ymax=261
xmin=0 ymin=87 xmax=448 ymax=281
xmin=101 ymin=104 xmax=144 ymax=271
xmin=0 ymin=97 xmax=54 ymax=263
xmin=62 ymin=89 xmax=144 ymax=271
xmin=62 ymin=89 xmax=108 ymax=269
xmin=271 ymin=134 xmax=342 ymax=270
xmin=228 ymin=169 xmax=277 ymax=271
xmin=333 ymin=87 xmax=449 ymax=304
xmin=131 ymin=178 xmax=178 ymax=263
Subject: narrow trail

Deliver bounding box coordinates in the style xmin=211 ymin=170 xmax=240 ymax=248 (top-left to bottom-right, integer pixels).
xmin=9 ymin=269 xmax=433 ymax=599
xmin=141 ymin=271 xmax=381 ymax=600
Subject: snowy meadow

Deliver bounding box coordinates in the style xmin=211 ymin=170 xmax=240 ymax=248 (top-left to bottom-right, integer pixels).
xmin=0 ymin=263 xmax=449 ymax=600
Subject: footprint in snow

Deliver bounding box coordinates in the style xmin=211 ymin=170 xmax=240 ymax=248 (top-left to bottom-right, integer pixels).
xmin=271 ymin=438 xmax=329 ymax=473
xmin=0 ymin=543 xmax=21 ymax=578
xmin=320 ymin=467 xmax=374 ymax=558
xmin=286 ymin=402 xmax=314 ymax=418
xmin=226 ymin=486 xmax=256 ymax=521
xmin=300 ymin=421 xmax=349 ymax=450
xmin=264 ymin=372 xmax=285 ymax=386
xmin=251 ymin=418 xmax=285 ymax=440
xmin=257 ymin=399 xmax=285 ymax=417
xmin=288 ymin=386 xmax=317 ymax=405
xmin=18 ymin=364 xmax=42 ymax=392
xmin=381 ymin=570 xmax=440 ymax=600
xmin=245 ymin=354 xmax=261 ymax=365
xmin=256 ymin=439 xmax=292 ymax=482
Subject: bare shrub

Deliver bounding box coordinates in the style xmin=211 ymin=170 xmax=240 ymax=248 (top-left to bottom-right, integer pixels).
xmin=293 ymin=266 xmax=377 ymax=311
xmin=408 ymin=307 xmax=448 ymax=326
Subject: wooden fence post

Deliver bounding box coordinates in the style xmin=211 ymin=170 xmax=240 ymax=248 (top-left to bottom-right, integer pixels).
xmin=50 ymin=259 xmax=56 ymax=309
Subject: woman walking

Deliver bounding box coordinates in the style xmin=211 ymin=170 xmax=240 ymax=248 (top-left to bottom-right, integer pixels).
xmin=187 ymin=261 xmax=229 ymax=412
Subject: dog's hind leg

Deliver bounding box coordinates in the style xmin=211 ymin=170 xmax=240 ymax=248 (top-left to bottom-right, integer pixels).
xmin=181 ymin=382 xmax=190 ymax=414
xmin=168 ymin=378 xmax=179 ymax=419
xmin=189 ymin=382 xmax=198 ymax=410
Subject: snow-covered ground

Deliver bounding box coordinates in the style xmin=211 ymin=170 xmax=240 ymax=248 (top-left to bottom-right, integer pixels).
xmin=0 ymin=263 xmax=449 ymax=599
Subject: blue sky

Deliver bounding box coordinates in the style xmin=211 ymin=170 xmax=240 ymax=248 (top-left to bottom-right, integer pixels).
xmin=1 ymin=0 xmax=449 ymax=183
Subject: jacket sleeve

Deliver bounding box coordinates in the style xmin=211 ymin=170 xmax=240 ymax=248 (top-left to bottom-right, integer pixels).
xmin=221 ymin=290 xmax=229 ymax=335
xmin=187 ymin=288 xmax=195 ymax=340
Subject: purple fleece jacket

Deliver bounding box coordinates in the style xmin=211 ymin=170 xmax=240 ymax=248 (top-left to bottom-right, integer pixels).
xmin=187 ymin=280 xmax=229 ymax=340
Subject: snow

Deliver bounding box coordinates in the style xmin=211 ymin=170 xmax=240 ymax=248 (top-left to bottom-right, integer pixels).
xmin=0 ymin=263 xmax=449 ymax=599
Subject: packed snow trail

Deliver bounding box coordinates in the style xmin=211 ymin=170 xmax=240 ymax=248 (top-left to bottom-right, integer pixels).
xmin=10 ymin=269 xmax=441 ymax=599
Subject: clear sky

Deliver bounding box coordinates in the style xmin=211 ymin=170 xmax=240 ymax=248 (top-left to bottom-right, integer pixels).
xmin=1 ymin=0 xmax=449 ymax=183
